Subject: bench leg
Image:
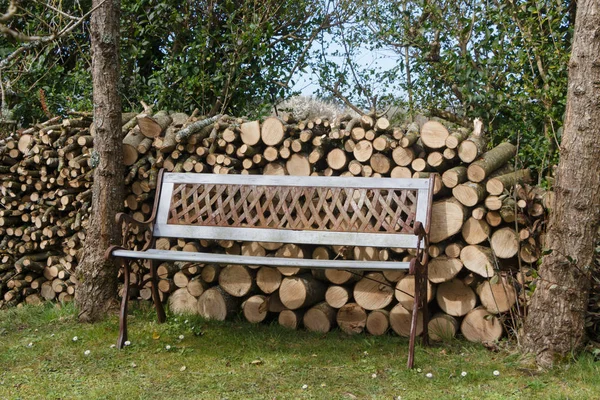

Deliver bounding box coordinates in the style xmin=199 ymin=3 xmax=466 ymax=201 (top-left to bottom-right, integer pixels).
xmin=407 ymin=259 xmax=427 ymax=368
xmin=117 ymin=258 xmax=130 ymax=349
xmin=148 ymin=259 xmax=166 ymax=323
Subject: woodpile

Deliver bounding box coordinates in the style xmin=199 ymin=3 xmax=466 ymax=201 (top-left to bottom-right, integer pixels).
xmin=0 ymin=110 xmax=552 ymax=345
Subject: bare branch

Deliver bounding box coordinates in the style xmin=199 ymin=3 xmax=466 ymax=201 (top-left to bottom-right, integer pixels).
xmin=0 ymin=0 xmax=108 ymax=71
xmin=324 ymin=84 xmax=366 ymax=116
xmin=0 ymin=0 xmax=17 ymax=23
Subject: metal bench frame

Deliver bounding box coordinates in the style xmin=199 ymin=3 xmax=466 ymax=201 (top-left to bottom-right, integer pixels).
xmin=107 ymin=169 xmax=434 ymax=368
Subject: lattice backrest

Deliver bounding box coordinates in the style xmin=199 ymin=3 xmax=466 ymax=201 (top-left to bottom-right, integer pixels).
xmin=154 ymin=173 xmax=433 ymax=248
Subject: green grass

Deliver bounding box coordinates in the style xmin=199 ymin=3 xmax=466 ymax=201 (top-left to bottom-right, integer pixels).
xmin=0 ymin=303 xmax=598 ymax=400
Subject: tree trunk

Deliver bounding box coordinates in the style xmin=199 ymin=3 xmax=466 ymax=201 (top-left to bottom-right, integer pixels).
xmin=75 ymin=0 xmax=123 ymax=322
xmin=522 ymin=0 xmax=600 ymax=367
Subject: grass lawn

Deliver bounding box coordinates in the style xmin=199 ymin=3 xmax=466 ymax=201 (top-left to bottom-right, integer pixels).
xmin=0 ymin=302 xmax=598 ymax=400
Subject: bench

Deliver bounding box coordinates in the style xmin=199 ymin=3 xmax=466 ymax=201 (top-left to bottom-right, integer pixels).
xmin=107 ymin=169 xmax=434 ymax=368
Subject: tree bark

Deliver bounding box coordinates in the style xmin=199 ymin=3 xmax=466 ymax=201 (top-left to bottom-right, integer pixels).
xmin=75 ymin=0 xmax=123 ymax=322
xmin=522 ymin=0 xmax=600 ymax=367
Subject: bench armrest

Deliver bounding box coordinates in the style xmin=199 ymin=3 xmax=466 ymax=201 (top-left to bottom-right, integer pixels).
xmin=115 ymin=212 xmax=156 ymax=252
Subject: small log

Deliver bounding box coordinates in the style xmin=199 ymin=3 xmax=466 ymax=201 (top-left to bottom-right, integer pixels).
xmin=428 ymin=256 xmax=463 ymax=283
xmin=186 ymin=277 xmax=207 ymax=297
xmin=122 ymin=127 xmax=145 ymax=166
xmin=218 ymin=265 xmax=256 ymax=297
xmin=197 ymin=286 xmax=241 ymax=320
xmin=200 ymin=264 xmax=220 ymax=283
xmin=460 ymin=307 xmax=503 ymax=343
xmin=441 ymin=166 xmax=468 ymax=188
xmin=460 ymin=245 xmax=496 ymax=277
xmin=242 ymin=294 xmax=269 ymax=323
xmin=399 ymin=123 xmax=420 ymax=147
xmin=169 ymin=288 xmax=199 ymax=314
xmin=445 ymin=128 xmax=470 ymax=149
xmin=366 ymin=309 xmax=390 ymax=336
xmin=336 ymin=303 xmax=367 ymax=334
xmin=453 ymin=181 xmax=487 ymax=207
xmin=353 ymin=140 xmax=373 ymax=162
xmin=461 ymin=217 xmax=491 ymax=245
xmin=486 ymin=169 xmax=532 ymax=195
xmin=395 ymin=274 xmax=434 ymax=309
xmin=458 ymin=129 xmax=487 ymax=163
xmin=428 ymin=313 xmax=458 ymax=341
xmin=278 ymin=308 xmax=303 ymax=330
xmin=256 ymin=267 xmax=282 ymax=294
xmin=435 ymin=278 xmax=477 ymax=317
xmin=477 ymin=275 xmax=517 ymax=314
xmin=303 ymin=302 xmax=336 ymax=333
xmin=467 ymin=143 xmax=517 ymax=182
xmin=353 ymin=272 xmax=394 ymax=310
xmin=389 ymin=303 xmax=423 ymax=337
xmin=325 ymin=285 xmax=352 ymax=308
xmin=137 ymin=110 xmax=172 ymax=138
xmin=279 ymin=274 xmax=327 ymax=310
xmin=490 ymin=227 xmax=519 ymax=259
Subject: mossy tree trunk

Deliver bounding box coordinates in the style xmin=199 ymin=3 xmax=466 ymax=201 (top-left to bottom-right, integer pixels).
xmin=75 ymin=0 xmax=124 ymax=322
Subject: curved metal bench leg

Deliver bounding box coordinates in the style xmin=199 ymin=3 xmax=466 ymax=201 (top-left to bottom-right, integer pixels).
xmin=148 ymin=259 xmax=166 ymax=323
xmin=117 ymin=258 xmax=130 ymax=349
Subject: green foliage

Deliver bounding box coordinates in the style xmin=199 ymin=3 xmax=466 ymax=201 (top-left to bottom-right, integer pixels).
xmin=313 ymin=0 xmax=573 ymax=178
xmin=0 ymin=0 xmax=331 ymax=123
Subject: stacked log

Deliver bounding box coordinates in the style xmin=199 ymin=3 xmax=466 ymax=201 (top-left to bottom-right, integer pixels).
xmin=0 ymin=111 xmax=551 ymax=345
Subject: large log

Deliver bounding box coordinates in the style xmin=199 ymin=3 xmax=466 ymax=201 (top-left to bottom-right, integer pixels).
xmin=261 ymin=117 xmax=285 ymax=146
xmin=430 ymin=198 xmax=468 ymax=243
xmin=420 ymin=121 xmax=449 ymax=149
